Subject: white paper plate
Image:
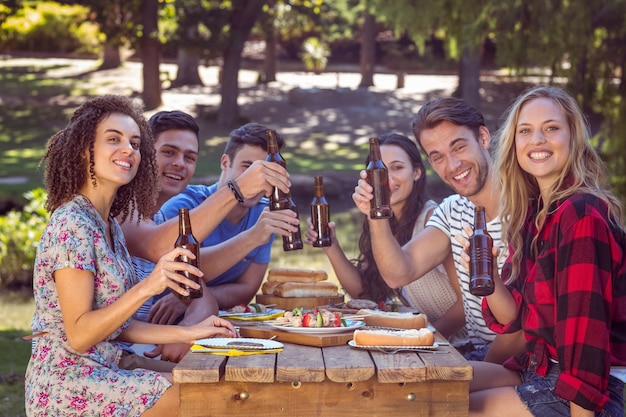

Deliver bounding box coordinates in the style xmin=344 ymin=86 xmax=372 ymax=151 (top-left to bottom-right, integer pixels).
xmin=218 ymin=308 xmax=284 ymax=320
xmin=270 ymin=320 xmax=365 ymax=334
xmin=348 ymin=339 xmax=441 ymax=352
xmin=194 ymin=337 xmax=283 ymax=350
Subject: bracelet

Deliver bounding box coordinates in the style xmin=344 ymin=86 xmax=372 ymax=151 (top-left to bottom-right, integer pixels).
xmin=227 ymin=180 xmax=244 ymax=203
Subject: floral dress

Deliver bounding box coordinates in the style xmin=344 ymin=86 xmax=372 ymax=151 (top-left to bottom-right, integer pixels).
xmin=25 ymin=195 xmax=171 ymax=417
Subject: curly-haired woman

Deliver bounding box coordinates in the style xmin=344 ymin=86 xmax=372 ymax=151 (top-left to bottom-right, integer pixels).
xmin=24 ymin=95 xmax=237 ymax=416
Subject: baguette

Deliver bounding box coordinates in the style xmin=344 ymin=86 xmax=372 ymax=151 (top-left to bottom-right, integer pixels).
xmin=273 ymin=281 xmax=338 ymax=297
xmin=357 ymin=309 xmax=428 ymax=330
xmin=261 ymin=281 xmax=281 ymax=295
xmin=353 ymin=328 xmax=435 ymax=347
xmin=267 ymin=268 xmax=328 ymax=283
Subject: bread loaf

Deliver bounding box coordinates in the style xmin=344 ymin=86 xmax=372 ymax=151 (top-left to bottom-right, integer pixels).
xmin=357 ymin=309 xmax=428 ymax=330
xmin=353 ymin=328 xmax=435 ymax=347
xmin=261 ymin=281 xmax=281 ymax=295
xmin=267 ymin=268 xmax=328 ymax=283
xmin=272 ymin=281 xmax=338 ymax=297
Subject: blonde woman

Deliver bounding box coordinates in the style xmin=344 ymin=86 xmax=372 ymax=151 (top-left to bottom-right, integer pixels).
xmin=465 ymin=85 xmax=625 ymax=417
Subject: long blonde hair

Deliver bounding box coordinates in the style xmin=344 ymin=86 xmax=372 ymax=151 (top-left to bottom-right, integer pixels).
xmin=494 ymin=85 xmax=623 ymax=281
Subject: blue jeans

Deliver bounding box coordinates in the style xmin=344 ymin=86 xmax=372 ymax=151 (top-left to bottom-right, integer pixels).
xmin=516 ymin=357 xmax=624 ymax=417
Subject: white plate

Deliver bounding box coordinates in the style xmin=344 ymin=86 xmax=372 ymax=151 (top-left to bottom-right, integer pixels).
xmin=348 ymin=339 xmax=440 ymax=352
xmin=218 ymin=308 xmax=284 ymax=318
xmin=194 ymin=337 xmax=283 ymax=350
xmin=270 ymin=320 xmax=365 ymax=334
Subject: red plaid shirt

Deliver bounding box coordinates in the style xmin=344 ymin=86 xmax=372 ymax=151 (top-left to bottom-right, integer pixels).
xmin=483 ymin=193 xmax=626 ymax=411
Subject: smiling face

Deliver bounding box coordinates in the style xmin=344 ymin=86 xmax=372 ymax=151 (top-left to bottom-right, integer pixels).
xmin=221 ymin=144 xmax=267 ymax=207
xmin=381 ymin=144 xmax=421 ymax=214
xmin=420 ymin=120 xmax=491 ymax=198
xmin=515 ymin=97 xmax=571 ymax=195
xmin=154 ymin=129 xmax=199 ymax=205
xmin=88 ymin=112 xmax=141 ymax=192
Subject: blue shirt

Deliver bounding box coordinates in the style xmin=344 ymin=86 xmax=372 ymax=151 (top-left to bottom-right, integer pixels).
xmin=159 ymin=183 xmax=273 ymax=286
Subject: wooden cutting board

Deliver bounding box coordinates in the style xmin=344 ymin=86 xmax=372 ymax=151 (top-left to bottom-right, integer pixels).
xmin=237 ymin=323 xmax=354 ymax=347
xmin=256 ymin=294 xmax=344 ymax=310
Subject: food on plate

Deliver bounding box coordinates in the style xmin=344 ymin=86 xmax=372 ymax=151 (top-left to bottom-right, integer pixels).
xmin=267 ymin=268 xmax=328 ymax=283
xmin=345 ymin=299 xmax=378 ymax=310
xmin=272 ymin=281 xmax=338 ymax=297
xmin=227 ymin=303 xmax=267 ymax=313
xmin=357 ymin=309 xmax=428 ymax=330
xmin=226 ymin=341 xmax=265 ymax=348
xmin=353 ymin=328 xmax=435 ymax=347
xmin=274 ymin=307 xmax=346 ymax=328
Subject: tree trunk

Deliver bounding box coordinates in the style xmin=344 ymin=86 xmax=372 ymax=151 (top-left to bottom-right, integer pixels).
xmin=100 ymin=41 xmax=122 ymax=70
xmin=217 ymin=0 xmax=266 ymax=128
xmin=173 ymin=48 xmax=203 ymax=87
xmin=457 ymin=45 xmax=481 ymax=110
xmin=141 ymin=0 xmax=162 ymax=110
xmin=263 ymin=24 xmax=277 ymax=83
xmin=359 ymin=11 xmax=376 ymax=88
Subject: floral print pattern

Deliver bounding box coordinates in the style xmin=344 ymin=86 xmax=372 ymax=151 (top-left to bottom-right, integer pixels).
xmin=25 ymin=195 xmax=171 ymax=416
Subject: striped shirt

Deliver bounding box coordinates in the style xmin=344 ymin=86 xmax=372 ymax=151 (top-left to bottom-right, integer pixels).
xmin=426 ymin=194 xmax=508 ymax=349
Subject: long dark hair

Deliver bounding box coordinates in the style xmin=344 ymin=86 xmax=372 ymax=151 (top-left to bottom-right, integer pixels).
xmin=355 ymin=133 xmax=428 ymax=302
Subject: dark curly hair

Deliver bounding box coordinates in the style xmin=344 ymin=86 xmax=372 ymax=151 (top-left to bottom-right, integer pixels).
xmin=41 ymin=95 xmax=159 ymax=222
xmin=355 ymin=133 xmax=428 ymax=302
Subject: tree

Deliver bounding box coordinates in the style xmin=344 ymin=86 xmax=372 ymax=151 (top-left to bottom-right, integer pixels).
xmin=370 ymin=0 xmax=491 ymax=108
xmin=171 ymin=0 xmax=207 ymax=87
xmin=62 ymin=0 xmax=141 ymax=69
xmin=217 ymin=0 xmax=267 ymax=127
xmin=358 ymin=8 xmax=376 ymax=87
xmin=141 ymin=0 xmax=162 ymax=109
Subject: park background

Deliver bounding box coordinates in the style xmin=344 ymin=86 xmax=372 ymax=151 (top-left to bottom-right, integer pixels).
xmin=1 ymin=1 xmax=626 ymax=416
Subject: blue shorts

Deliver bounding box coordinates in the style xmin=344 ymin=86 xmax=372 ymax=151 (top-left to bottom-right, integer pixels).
xmin=516 ymin=358 xmax=624 ymax=417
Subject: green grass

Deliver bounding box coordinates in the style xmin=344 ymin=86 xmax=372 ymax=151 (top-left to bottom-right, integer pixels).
xmin=0 ymin=291 xmax=33 ymax=417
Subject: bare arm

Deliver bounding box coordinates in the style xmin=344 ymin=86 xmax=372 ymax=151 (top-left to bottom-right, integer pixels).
xmin=207 ymin=262 xmax=268 ymax=309
xmin=304 ymin=218 xmax=364 ymax=298
xmin=56 ymin=247 xmax=206 ymax=353
xmin=198 ymin=208 xmax=297 ymax=281
xmin=121 ymin=160 xmax=291 ymax=263
xmin=353 ymin=173 xmax=451 ymax=288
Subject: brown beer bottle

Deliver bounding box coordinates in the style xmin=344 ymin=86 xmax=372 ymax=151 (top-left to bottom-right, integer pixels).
xmin=283 ymin=194 xmax=303 ymax=251
xmin=265 ymin=129 xmax=290 ymax=210
xmin=173 ymin=208 xmax=203 ymax=300
xmin=469 ymin=206 xmax=495 ymax=296
xmin=311 ymin=175 xmax=332 ymax=247
xmin=366 ymin=137 xmax=392 ymax=219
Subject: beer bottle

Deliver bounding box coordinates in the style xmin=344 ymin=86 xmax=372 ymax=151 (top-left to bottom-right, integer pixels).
xmin=283 ymin=194 xmax=304 ymax=251
xmin=265 ymin=129 xmax=290 ymax=210
xmin=469 ymin=206 xmax=495 ymax=296
xmin=173 ymin=208 xmax=203 ymax=300
xmin=311 ymin=175 xmax=332 ymax=247
xmin=366 ymin=137 xmax=392 ymax=219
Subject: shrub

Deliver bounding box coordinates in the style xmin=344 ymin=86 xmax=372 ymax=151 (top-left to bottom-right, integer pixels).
xmin=300 ymin=37 xmax=330 ymax=74
xmin=0 ymin=188 xmax=49 ymax=290
xmin=0 ymin=2 xmax=100 ymax=54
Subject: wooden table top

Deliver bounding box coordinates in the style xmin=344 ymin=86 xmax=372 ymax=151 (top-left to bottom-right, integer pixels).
xmin=173 ymin=327 xmax=472 ymax=417
xmin=174 ymin=334 xmax=472 ymax=385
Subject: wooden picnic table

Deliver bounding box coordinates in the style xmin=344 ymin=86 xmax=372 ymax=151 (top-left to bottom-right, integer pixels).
xmin=173 ymin=324 xmax=473 ymax=417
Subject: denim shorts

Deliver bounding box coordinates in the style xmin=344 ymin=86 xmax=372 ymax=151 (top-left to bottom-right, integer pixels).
xmin=516 ymin=357 xmax=624 ymax=417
